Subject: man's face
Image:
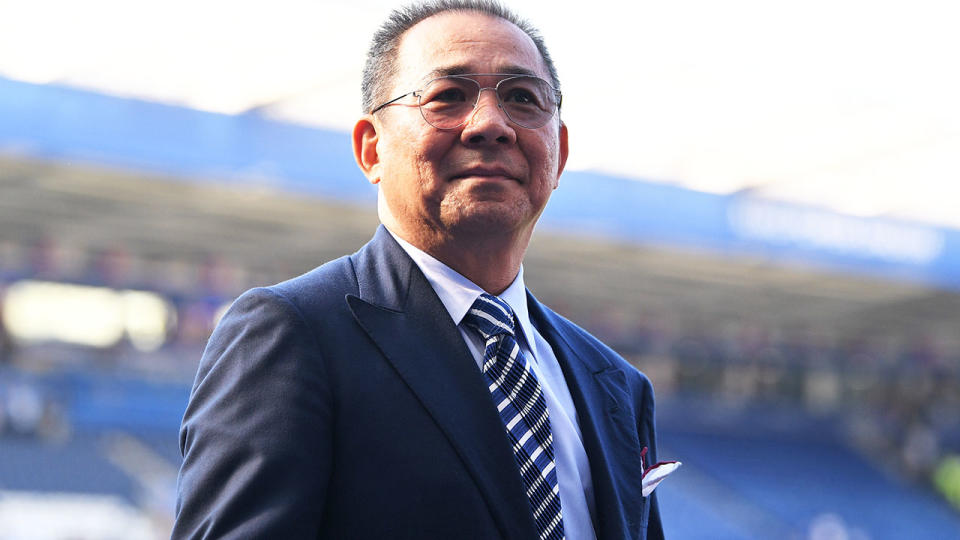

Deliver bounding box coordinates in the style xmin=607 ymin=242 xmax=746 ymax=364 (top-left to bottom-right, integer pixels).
xmin=358 ymin=11 xmax=568 ymax=246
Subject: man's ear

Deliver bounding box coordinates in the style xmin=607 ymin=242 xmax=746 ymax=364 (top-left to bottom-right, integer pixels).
xmin=555 ymin=121 xmax=569 ymax=189
xmin=352 ymin=116 xmax=381 ymax=184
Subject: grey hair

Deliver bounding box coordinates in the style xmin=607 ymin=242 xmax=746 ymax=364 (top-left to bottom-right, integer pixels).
xmin=361 ymin=0 xmax=560 ymax=113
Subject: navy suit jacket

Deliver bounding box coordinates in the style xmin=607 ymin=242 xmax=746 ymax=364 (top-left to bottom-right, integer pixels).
xmin=173 ymin=226 xmax=664 ymax=539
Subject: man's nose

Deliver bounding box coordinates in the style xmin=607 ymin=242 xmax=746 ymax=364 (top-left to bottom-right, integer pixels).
xmin=461 ymin=89 xmax=517 ymax=145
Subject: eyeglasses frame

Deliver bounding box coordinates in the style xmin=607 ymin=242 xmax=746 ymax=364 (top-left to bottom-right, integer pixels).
xmin=369 ymin=73 xmax=562 ymax=130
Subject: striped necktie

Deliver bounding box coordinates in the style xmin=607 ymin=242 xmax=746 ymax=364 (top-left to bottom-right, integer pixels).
xmin=463 ymin=293 xmax=565 ymax=540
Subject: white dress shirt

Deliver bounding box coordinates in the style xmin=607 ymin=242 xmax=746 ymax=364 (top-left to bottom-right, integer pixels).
xmin=388 ymin=230 xmax=598 ymax=540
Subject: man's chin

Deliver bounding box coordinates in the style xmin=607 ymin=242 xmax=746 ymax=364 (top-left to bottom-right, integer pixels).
xmin=442 ymin=202 xmax=531 ymax=237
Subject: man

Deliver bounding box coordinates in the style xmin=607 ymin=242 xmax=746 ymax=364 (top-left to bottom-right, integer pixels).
xmin=173 ymin=1 xmax=664 ymax=539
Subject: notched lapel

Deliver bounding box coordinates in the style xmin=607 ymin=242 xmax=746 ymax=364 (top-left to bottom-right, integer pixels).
xmin=594 ymin=366 xmax=630 ymax=414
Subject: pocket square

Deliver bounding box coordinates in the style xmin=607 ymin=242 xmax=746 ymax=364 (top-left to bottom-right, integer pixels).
xmin=640 ymin=446 xmax=681 ymax=497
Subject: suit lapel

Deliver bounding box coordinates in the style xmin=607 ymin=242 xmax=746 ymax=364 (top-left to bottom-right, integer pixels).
xmin=527 ymin=293 xmax=646 ymax=539
xmin=344 ymin=227 xmax=538 ymax=540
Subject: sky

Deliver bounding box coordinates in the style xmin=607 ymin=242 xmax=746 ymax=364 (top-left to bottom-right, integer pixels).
xmin=1 ymin=0 xmax=958 ymax=227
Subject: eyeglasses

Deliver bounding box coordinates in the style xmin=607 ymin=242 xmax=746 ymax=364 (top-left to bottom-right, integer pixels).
xmin=370 ymin=73 xmax=562 ymax=130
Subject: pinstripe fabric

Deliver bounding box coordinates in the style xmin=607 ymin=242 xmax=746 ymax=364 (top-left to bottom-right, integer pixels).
xmin=464 ymin=293 xmax=565 ymax=540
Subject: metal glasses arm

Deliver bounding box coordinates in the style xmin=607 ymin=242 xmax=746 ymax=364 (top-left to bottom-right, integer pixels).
xmin=369 ymin=91 xmax=419 ymax=115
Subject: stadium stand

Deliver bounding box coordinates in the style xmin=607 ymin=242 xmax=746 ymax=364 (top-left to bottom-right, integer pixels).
xmin=658 ymin=397 xmax=960 ymax=538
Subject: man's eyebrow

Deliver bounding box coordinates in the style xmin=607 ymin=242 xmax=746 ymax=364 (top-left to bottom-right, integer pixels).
xmin=424 ymin=65 xmax=540 ymax=79
xmin=425 ymin=65 xmax=471 ymax=78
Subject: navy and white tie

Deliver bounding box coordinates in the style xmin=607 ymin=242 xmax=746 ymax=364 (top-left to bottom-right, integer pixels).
xmin=463 ymin=293 xmax=564 ymax=540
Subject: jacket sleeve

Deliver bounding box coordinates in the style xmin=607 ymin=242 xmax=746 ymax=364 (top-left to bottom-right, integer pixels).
xmin=172 ymin=287 xmax=333 ymax=539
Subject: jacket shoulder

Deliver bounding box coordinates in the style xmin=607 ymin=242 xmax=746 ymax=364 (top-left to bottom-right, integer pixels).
xmin=271 ymin=253 xmax=358 ymax=301
xmin=215 ymin=252 xmax=359 ymax=327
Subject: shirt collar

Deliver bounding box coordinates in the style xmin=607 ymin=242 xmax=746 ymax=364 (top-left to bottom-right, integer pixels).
xmin=387 ymin=228 xmax=536 ymax=349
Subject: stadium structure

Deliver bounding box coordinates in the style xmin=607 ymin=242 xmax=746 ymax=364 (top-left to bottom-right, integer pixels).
xmin=2 ymin=75 xmax=960 ymax=538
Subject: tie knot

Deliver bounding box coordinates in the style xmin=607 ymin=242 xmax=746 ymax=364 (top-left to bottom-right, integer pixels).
xmin=463 ymin=293 xmax=516 ymax=341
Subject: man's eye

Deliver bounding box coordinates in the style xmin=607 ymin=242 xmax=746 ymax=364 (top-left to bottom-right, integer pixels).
xmin=503 ymin=88 xmax=538 ymax=105
xmin=433 ymin=87 xmax=468 ymax=102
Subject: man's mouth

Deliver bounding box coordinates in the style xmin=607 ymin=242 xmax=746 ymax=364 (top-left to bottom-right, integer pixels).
xmin=451 ymin=166 xmax=517 ymax=181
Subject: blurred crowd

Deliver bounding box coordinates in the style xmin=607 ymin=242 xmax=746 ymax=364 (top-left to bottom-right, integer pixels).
xmin=599 ymin=312 xmax=960 ymax=498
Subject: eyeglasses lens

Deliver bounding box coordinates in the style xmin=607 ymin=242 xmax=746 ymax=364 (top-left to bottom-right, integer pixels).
xmin=418 ymin=76 xmax=559 ymax=129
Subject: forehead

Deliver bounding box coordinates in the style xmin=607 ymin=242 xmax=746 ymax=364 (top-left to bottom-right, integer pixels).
xmin=393 ymin=12 xmax=549 ymax=86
